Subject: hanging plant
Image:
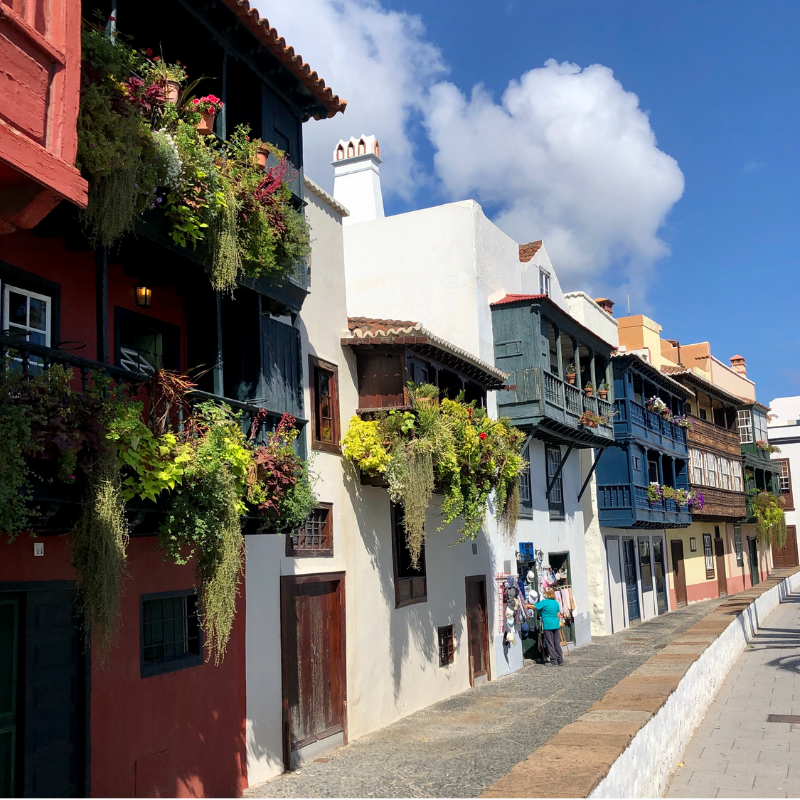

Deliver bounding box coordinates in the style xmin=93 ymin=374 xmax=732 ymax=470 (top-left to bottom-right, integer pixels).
xmin=751 ymin=491 xmax=786 ymax=546
xmin=341 ymin=384 xmax=525 ymax=566
xmin=76 ymin=21 xmax=310 ymax=292
xmin=756 ymin=440 xmax=780 ymax=454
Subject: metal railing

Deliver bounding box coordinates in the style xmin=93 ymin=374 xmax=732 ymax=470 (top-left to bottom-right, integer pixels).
xmin=0 ymin=334 xmax=305 ymax=442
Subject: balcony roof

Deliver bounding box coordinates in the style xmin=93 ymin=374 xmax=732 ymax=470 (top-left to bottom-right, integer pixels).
xmin=661 ymin=366 xmax=744 ymax=408
xmin=342 ymin=317 xmax=509 ymax=389
xmin=221 ymin=0 xmax=347 ymax=120
xmin=612 ymin=352 xmax=694 ymax=399
xmin=490 ymin=294 xmax=616 ymax=352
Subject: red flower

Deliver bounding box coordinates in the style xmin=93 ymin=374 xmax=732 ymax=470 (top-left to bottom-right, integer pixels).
xmin=146 ymin=48 xmax=153 ymax=57
xmin=108 ymin=14 xmax=116 ymax=21
xmin=479 ymin=431 xmax=487 ymax=440
xmin=153 ymin=56 xmax=161 ymax=62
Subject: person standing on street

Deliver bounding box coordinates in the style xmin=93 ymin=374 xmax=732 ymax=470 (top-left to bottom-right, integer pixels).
xmin=528 ymin=588 xmax=563 ymax=666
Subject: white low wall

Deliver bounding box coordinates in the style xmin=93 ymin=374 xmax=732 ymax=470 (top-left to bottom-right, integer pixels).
xmin=590 ymin=571 xmax=800 ymax=799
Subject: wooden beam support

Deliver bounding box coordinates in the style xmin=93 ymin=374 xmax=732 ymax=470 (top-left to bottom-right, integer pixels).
xmin=578 ymin=447 xmax=605 ymax=501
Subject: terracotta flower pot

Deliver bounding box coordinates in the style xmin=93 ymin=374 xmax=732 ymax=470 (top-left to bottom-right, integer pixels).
xmin=566 ymin=373 xmax=576 ymax=385
xmin=256 ymin=145 xmax=271 ymax=169
xmin=164 ymin=79 xmax=180 ymax=104
xmin=584 ymin=388 xmax=593 ymax=397
xmin=196 ymin=109 xmax=217 ymax=135
xmin=598 ymin=390 xmax=608 ymax=400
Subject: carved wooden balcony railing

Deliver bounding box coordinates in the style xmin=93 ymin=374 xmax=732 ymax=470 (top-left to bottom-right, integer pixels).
xmin=687 ymin=416 xmax=741 ymax=458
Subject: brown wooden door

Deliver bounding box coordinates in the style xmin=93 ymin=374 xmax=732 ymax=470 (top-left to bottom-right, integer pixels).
xmin=670 ymin=540 xmax=688 ymax=607
xmin=714 ymin=536 xmax=728 ymax=597
xmin=465 ymin=576 xmax=489 ymax=686
xmin=772 ymin=525 xmax=799 ymax=568
xmin=281 ymin=574 xmax=346 ymax=768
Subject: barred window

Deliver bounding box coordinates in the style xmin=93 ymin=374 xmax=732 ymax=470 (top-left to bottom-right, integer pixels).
xmin=738 ymin=410 xmax=753 ymax=444
xmin=438 ymin=625 xmax=454 ymax=667
xmin=140 ymin=591 xmax=202 ymax=677
xmin=286 ymin=504 xmax=333 ymax=557
xmin=734 ymin=524 xmax=743 ymax=567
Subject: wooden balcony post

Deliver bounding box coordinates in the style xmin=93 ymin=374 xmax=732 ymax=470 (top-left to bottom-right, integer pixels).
xmin=589 ymin=347 xmax=597 ymax=389
xmin=214 ymin=290 xmax=224 ymax=396
xmin=605 ymin=360 xmax=613 ymax=402
xmin=95 ymin=246 xmax=108 ymax=363
xmin=554 ymin=324 xmax=563 ymax=379
xmin=572 ymin=337 xmax=581 ymax=390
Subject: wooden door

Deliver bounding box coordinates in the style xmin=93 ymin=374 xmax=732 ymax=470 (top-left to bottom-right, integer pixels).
xmin=281 ymin=574 xmax=346 ymax=769
xmin=748 ymin=538 xmax=759 ymax=585
xmin=465 ymin=576 xmax=489 ymax=687
xmin=622 ymin=538 xmax=640 ymax=623
xmin=714 ymin=536 xmax=728 ymax=597
xmin=0 ymin=598 xmax=20 ymax=797
xmin=652 ymin=537 xmax=668 ymax=615
xmin=772 ymin=525 xmax=799 ymax=568
xmin=671 ymin=539 xmax=688 ymax=607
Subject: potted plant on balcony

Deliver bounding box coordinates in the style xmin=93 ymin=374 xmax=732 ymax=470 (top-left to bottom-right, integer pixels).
xmin=565 ymin=362 xmax=577 ymax=385
xmin=341 ymin=383 xmax=526 ymax=562
xmin=756 ymin=440 xmax=781 ymax=454
xmin=583 ymin=381 xmax=593 ymax=397
xmin=598 ymin=382 xmax=609 ymax=400
xmin=645 ymin=396 xmax=671 ymax=419
xmin=193 ymin=94 xmax=223 ymax=135
xmin=579 ymin=410 xmax=606 ymax=428
xmin=143 ymin=53 xmax=187 ymax=104
xmin=671 ymin=415 xmax=695 ymax=430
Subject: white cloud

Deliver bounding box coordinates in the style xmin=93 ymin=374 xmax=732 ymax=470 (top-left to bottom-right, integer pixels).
xmin=423 ymin=60 xmax=685 ymax=296
xmin=262 ymin=0 xmax=446 ymax=200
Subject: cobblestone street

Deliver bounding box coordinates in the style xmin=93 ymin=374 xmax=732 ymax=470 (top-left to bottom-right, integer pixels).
xmin=247 ymin=598 xmax=725 ymax=798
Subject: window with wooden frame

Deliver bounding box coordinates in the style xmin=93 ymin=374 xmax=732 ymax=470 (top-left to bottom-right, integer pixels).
xmin=391 ymin=503 xmax=427 ymax=607
xmin=777 ymin=459 xmax=794 ymax=510
xmin=703 ymin=533 xmax=714 ymax=579
xmin=286 ymin=503 xmax=333 ymax=557
xmin=737 ymin=410 xmax=753 ymax=444
xmin=518 ymin=444 xmax=532 ymax=517
xmin=545 ymin=445 xmax=565 ymax=520
xmin=437 ymin=624 xmax=454 ymax=667
xmin=638 ymin=537 xmax=653 ymax=591
xmin=309 ymin=356 xmax=340 ymax=453
xmin=140 ymin=590 xmax=202 ymax=678
xmin=734 ymin=524 xmax=743 ymax=567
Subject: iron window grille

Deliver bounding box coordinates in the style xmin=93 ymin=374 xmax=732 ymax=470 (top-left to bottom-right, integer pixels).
xmin=286 ymin=504 xmax=334 ymax=557
xmin=140 ymin=590 xmax=202 ymax=678
xmin=734 ymin=524 xmax=744 ymax=567
xmin=438 ymin=625 xmax=454 ymax=667
xmin=703 ymin=533 xmax=715 ymax=579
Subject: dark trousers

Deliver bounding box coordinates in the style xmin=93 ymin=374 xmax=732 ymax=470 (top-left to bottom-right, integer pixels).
xmin=543 ymin=628 xmax=563 ymax=665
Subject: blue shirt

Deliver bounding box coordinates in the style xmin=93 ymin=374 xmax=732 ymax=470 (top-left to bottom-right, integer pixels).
xmin=534 ymin=598 xmax=561 ymax=630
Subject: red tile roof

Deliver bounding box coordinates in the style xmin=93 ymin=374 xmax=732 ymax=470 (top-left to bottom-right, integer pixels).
xmin=344 ymin=317 xmax=508 ymax=387
xmin=518 ymin=241 xmax=543 ymax=263
xmin=221 ymin=0 xmax=347 ymax=120
xmin=490 ymin=294 xmax=547 ymax=307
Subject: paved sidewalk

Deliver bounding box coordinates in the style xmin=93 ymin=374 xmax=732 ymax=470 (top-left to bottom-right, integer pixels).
xmin=665 ymin=589 xmax=800 ymax=798
xmin=247 ymin=598 xmax=724 ymax=798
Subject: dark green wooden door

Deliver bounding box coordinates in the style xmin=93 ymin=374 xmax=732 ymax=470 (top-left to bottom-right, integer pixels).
xmin=0 ymin=598 xmax=20 ymax=798
xmin=262 ymin=317 xmax=304 ymax=419
xmin=748 ymin=538 xmax=759 ymax=586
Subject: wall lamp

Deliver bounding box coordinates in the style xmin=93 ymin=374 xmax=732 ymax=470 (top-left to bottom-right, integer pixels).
xmin=135 ymin=280 xmax=152 ymax=309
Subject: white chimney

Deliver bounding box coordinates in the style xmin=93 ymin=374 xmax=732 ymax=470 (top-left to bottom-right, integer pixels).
xmin=332 ymin=135 xmax=384 ymax=225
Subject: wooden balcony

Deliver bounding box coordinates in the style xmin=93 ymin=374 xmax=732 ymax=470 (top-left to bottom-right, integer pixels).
xmin=687 ymin=416 xmax=741 ymax=458
xmin=0 ymin=0 xmax=88 ymax=231
xmin=1 ymin=333 xmax=302 ymax=534
xmin=500 ymin=367 xmax=615 ymax=447
xmin=597 ymin=483 xmax=692 ymax=529
xmin=690 ymin=486 xmax=747 ymax=521
xmin=613 ymin=398 xmax=689 ymax=455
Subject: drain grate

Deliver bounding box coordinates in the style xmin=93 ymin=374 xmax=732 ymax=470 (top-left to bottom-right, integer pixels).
xmin=766 ymin=714 xmax=800 ymax=723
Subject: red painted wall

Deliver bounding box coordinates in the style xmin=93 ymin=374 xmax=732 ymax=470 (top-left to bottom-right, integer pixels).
xmin=0 ymin=229 xmax=188 ymax=369
xmin=0 ymin=534 xmax=248 ymax=798
xmin=0 ymin=231 xmax=245 ymax=796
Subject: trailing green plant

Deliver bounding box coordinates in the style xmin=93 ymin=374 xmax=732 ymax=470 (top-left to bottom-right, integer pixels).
xmin=341 ymin=383 xmax=526 ymax=566
xmin=77 ymin=21 xmax=311 ymax=290
xmin=751 ymin=491 xmax=786 ymax=546
xmin=71 ymin=449 xmax=130 ymax=659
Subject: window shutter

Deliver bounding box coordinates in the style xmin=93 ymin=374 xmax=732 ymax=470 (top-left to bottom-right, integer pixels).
xmin=262 ymin=317 xmax=303 ymax=419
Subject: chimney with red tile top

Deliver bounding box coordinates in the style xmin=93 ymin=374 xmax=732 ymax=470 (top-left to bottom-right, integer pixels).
xmin=332 ymin=135 xmax=384 ymax=226
xmin=595 ymin=298 xmax=615 ymax=315
xmin=730 ymin=355 xmax=747 ymax=377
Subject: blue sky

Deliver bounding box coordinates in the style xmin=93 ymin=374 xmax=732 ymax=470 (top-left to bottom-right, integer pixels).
xmin=387 ymin=0 xmax=799 ymax=404
xmin=274 ymin=0 xmax=799 ymax=405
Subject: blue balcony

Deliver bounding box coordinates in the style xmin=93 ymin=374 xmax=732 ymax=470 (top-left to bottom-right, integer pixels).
xmin=597 ymin=484 xmax=692 ymax=529
xmin=613 ymin=398 xmax=688 ymax=453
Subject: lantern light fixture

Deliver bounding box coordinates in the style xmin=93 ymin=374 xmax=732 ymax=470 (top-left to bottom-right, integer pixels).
xmin=135 ymin=280 xmax=152 ymax=308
